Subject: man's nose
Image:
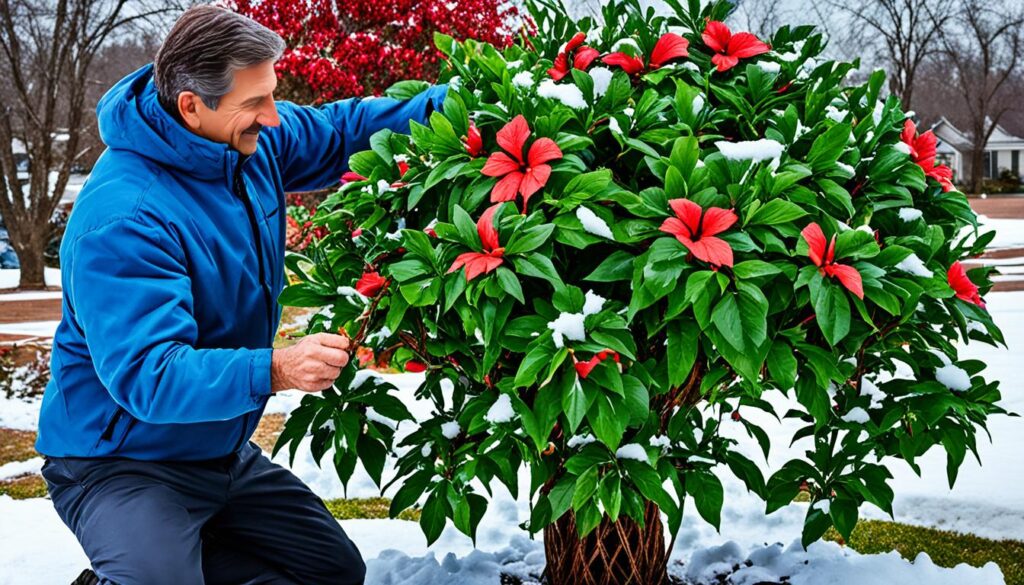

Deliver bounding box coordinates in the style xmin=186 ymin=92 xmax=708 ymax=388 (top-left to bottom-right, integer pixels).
xmin=258 ymin=101 xmax=280 ymax=128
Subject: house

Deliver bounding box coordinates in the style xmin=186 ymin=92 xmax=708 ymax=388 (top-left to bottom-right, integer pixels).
xmin=931 ymin=117 xmax=1024 ymax=182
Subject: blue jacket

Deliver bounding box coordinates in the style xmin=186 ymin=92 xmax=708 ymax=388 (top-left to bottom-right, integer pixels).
xmin=35 ymin=64 xmax=447 ymax=461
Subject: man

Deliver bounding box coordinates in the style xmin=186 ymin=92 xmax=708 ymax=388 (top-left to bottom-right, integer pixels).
xmin=34 ymin=6 xmax=447 ymax=584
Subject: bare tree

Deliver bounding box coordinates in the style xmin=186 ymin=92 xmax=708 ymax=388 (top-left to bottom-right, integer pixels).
xmin=0 ymin=0 xmax=174 ymax=289
xmin=938 ymin=0 xmax=1024 ymax=194
xmin=821 ymin=0 xmax=955 ymax=110
xmin=728 ymin=0 xmax=791 ymax=40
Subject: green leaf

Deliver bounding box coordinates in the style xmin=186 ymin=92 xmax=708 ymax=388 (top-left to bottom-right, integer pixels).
xmin=806 ymin=123 xmax=851 ymax=173
xmin=420 ymin=487 xmax=448 ymax=545
xmin=712 ymin=294 xmax=746 ymax=351
xmin=585 ymin=250 xmax=635 ymax=282
xmin=505 ymin=224 xmax=555 ymax=255
xmin=810 ymin=275 xmax=851 ymax=346
xmin=496 ymin=266 xmax=524 ymax=303
xmin=666 ymin=319 xmax=698 ymax=387
xmin=686 ymin=471 xmax=724 ymax=530
xmin=746 ymin=199 xmax=808 ymax=226
xmin=385 ymin=79 xmax=431 ymax=100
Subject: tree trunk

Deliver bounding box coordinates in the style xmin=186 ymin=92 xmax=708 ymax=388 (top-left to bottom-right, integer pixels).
xmin=11 ymin=230 xmax=48 ymax=290
xmin=543 ymin=500 xmax=668 ymax=585
xmin=970 ymin=146 xmax=986 ymax=195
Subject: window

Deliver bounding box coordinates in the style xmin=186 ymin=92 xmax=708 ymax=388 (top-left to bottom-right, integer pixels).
xmin=1013 ymin=150 xmax=1020 ymax=177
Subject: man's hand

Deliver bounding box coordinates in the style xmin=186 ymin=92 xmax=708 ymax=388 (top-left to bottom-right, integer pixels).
xmin=271 ymin=333 xmax=350 ymax=393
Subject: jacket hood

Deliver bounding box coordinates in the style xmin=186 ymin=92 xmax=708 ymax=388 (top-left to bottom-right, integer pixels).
xmin=97 ymin=63 xmax=236 ymax=180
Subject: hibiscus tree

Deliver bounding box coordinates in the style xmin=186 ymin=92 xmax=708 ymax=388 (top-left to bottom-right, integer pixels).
xmin=275 ymin=2 xmax=1006 ymax=584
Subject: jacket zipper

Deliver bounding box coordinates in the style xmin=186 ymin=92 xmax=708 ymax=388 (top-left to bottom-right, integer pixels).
xmin=229 ymin=158 xmax=275 ymax=453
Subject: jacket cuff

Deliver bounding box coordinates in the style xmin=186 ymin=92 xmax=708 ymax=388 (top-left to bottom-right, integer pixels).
xmin=427 ymin=83 xmax=449 ymax=115
xmin=250 ymin=348 xmax=274 ymax=403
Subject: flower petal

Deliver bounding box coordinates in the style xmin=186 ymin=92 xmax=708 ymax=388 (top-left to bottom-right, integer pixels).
xmin=565 ymin=31 xmax=587 ymax=53
xmin=491 ymin=172 xmax=524 ymax=203
xmin=547 ymin=53 xmax=570 ymax=81
xmin=575 ymin=355 xmax=601 ymax=379
xmin=466 ymin=255 xmax=504 ymax=281
xmin=573 ymin=47 xmax=601 ymax=71
xmin=482 ymin=152 xmax=521 ymax=177
xmin=659 ymin=217 xmax=691 ymax=239
xmin=826 ymin=263 xmax=864 ymax=299
xmin=650 ymin=33 xmax=690 ymax=68
xmin=801 ymin=223 xmax=827 ymax=267
xmin=527 ymin=137 xmax=563 ymax=167
xmin=519 ymin=164 xmax=552 ymax=205
xmin=948 ymin=261 xmax=984 ymax=307
xmin=477 ymin=203 xmax=502 ymax=251
xmin=701 ymin=20 xmax=731 ymax=54
xmin=700 ymin=206 xmax=738 ymax=237
xmin=496 ymin=115 xmax=531 ymax=163
xmin=726 ymin=32 xmax=771 ymax=59
xmin=602 ymin=52 xmax=645 ymax=75
xmin=448 ymin=252 xmax=480 ymax=274
xmin=711 ymin=53 xmax=740 ymax=72
xmin=668 ymin=198 xmax=703 ymax=238
xmin=901 ymin=119 xmax=918 ymax=152
xmin=686 ymin=236 xmax=734 ymax=268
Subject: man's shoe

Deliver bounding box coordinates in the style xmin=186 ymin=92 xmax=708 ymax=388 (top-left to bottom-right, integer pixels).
xmin=70 ymin=568 xmax=99 ymax=585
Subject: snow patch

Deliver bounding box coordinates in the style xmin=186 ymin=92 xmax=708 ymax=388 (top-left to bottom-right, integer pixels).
xmin=615 ymin=443 xmax=648 ymax=462
xmin=895 ymin=253 xmax=934 ymax=278
xmin=576 ymin=206 xmax=614 ymax=240
xmin=484 ymin=394 xmax=514 ymax=424
xmin=537 ymin=79 xmax=587 ymax=110
xmin=715 ymin=139 xmax=785 ymax=162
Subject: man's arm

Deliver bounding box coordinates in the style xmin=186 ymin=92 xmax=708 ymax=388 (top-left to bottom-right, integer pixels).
xmin=268 ymin=84 xmax=448 ymax=193
xmin=69 ymin=219 xmax=272 ymax=424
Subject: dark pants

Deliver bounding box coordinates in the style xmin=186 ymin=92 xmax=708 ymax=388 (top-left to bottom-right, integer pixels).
xmin=41 ymin=441 xmax=365 ymax=585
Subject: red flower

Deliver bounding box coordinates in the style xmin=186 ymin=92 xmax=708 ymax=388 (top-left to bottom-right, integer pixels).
xmin=659 ymin=199 xmax=738 ymax=268
xmin=425 ymin=226 xmax=437 ymax=238
xmin=801 ymin=223 xmax=864 ymax=299
xmin=397 ymin=160 xmax=410 ymax=176
xmin=548 ymin=32 xmax=601 ymax=81
xmin=701 ymin=21 xmax=770 ymax=72
xmin=947 ymin=261 xmax=985 ymax=308
xmin=602 ymin=32 xmax=690 ymax=75
xmin=341 ymin=171 xmax=367 ymax=183
xmin=464 ymin=121 xmax=484 ymax=157
xmin=355 ymin=271 xmax=388 ymax=297
xmin=574 ymin=349 xmax=621 ymax=379
xmin=404 ymin=360 xmax=427 ymax=373
xmin=901 ymin=120 xmax=954 ymax=192
xmin=351 ymin=227 xmax=363 ymax=239
xmin=447 ymin=203 xmax=505 ymax=281
xmin=481 ymin=115 xmax=562 ymax=213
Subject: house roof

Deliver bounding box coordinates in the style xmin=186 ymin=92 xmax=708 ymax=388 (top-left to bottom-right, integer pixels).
xmin=929 ymin=116 xmax=1024 ymax=151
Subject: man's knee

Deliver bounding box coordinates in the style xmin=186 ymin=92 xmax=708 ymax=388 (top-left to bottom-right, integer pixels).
xmin=313 ymin=531 xmax=366 ymax=585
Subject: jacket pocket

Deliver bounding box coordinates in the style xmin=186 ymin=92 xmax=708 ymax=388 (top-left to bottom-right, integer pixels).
xmin=91 ymin=406 xmax=131 ymax=452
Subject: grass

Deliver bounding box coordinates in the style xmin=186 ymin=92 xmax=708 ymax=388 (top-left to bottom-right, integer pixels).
xmin=0 ymin=474 xmax=47 ymax=499
xmin=825 ymin=520 xmax=1024 ymax=585
xmin=324 ymin=496 xmax=421 ymax=522
xmin=0 ymin=428 xmax=37 ymax=466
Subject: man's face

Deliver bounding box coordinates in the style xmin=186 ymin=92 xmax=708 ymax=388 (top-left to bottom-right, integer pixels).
xmin=178 ymin=60 xmax=280 ymax=156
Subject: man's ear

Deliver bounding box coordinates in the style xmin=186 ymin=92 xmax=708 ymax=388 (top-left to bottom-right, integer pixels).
xmin=177 ymin=91 xmax=203 ymax=130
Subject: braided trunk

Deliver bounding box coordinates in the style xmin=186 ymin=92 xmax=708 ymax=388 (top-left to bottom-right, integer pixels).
xmin=543 ymin=500 xmax=668 ymax=585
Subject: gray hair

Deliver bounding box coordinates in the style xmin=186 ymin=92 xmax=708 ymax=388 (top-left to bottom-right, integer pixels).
xmin=154 ymin=5 xmax=285 ymax=113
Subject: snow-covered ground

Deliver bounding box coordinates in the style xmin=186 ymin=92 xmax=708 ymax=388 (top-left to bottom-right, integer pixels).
xmin=1 ymin=291 xmax=1021 ymax=584
xmin=0 ymin=267 xmax=61 ymax=290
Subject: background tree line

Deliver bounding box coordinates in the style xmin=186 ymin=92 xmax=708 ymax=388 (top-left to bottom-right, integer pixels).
xmin=1 ymin=0 xmax=1021 ymax=290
